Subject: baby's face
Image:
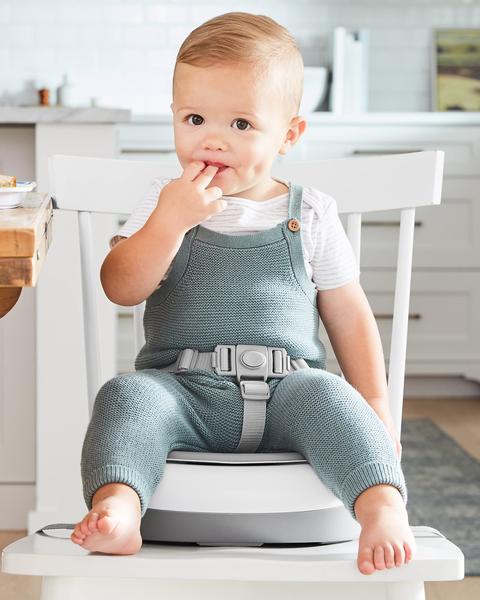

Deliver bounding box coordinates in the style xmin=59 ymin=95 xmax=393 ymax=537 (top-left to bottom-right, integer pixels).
xmin=171 ymin=62 xmax=299 ymax=200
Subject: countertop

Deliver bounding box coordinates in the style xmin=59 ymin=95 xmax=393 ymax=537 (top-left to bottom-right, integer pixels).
xmin=2 ymin=107 xmax=480 ymax=125
xmin=129 ymin=111 xmax=480 ymax=126
xmin=0 ymin=106 xmax=131 ymax=124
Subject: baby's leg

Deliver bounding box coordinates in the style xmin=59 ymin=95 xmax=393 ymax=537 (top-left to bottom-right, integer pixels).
xmin=259 ymin=369 xmax=415 ymax=575
xmin=73 ymin=370 xmax=193 ymax=554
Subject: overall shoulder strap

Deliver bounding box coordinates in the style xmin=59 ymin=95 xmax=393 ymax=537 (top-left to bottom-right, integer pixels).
xmin=287 ymin=183 xmax=303 ymax=220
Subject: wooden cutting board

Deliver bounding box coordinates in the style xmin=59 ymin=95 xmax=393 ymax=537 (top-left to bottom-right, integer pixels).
xmin=0 ymin=192 xmax=53 ymax=317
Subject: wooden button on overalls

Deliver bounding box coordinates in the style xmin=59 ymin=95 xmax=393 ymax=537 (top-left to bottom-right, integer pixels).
xmin=287 ymin=218 xmax=300 ymax=232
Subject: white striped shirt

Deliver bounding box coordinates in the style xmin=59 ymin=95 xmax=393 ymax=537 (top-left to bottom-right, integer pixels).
xmin=112 ymin=177 xmax=360 ymax=292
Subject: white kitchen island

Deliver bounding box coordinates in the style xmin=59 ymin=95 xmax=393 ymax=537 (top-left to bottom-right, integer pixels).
xmin=0 ymin=106 xmax=130 ymax=530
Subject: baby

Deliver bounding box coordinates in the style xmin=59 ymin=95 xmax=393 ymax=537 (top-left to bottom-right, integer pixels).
xmin=71 ymin=12 xmax=415 ymax=575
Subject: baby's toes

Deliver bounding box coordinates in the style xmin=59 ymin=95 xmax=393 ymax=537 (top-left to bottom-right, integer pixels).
xmin=80 ymin=518 xmax=91 ymax=536
xmin=404 ymin=541 xmax=414 ymax=563
xmin=86 ymin=512 xmax=99 ymax=533
xmin=393 ymin=541 xmax=405 ymax=566
xmin=357 ymin=546 xmax=375 ymax=575
xmin=373 ymin=545 xmax=386 ymax=570
xmin=71 ymin=524 xmax=85 ymax=544
xmin=383 ymin=543 xmax=395 ymax=568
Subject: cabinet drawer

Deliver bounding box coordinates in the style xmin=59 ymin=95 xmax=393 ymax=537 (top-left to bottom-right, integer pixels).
xmin=291 ymin=125 xmax=480 ymax=176
xmin=343 ymin=178 xmax=480 ymax=269
xmin=320 ymin=271 xmax=480 ymax=368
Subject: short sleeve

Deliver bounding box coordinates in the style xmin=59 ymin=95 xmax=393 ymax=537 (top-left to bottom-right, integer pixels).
xmin=310 ymin=196 xmax=361 ymax=291
xmin=109 ymin=177 xmax=170 ymax=248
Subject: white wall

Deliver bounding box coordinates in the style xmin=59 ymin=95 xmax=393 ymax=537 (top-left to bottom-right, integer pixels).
xmin=1 ymin=0 xmax=479 ymax=115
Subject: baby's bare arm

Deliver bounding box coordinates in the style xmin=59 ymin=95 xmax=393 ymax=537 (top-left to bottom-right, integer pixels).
xmin=100 ymin=222 xmax=185 ymax=306
xmin=100 ymin=161 xmax=225 ymax=306
xmin=316 ymin=280 xmax=389 ymax=410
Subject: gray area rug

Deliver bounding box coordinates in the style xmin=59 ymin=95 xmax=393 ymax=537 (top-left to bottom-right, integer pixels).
xmin=401 ymin=418 xmax=480 ymax=576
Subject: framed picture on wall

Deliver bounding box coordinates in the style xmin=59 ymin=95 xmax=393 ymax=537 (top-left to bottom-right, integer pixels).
xmin=432 ymin=28 xmax=480 ymax=111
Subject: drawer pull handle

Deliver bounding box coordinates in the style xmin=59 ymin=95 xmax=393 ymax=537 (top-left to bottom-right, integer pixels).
xmin=352 ymin=149 xmax=423 ymax=155
xmin=374 ymin=313 xmax=422 ymax=320
xmin=363 ymin=220 xmax=423 ymax=227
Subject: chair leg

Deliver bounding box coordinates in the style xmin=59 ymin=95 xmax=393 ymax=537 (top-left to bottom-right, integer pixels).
xmin=385 ymin=581 xmax=426 ymax=600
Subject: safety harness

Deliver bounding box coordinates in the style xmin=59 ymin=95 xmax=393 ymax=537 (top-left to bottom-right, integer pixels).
xmin=161 ymin=344 xmax=310 ymax=452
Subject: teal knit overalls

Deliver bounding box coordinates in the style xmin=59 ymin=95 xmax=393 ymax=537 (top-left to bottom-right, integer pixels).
xmin=81 ymin=182 xmax=407 ymax=519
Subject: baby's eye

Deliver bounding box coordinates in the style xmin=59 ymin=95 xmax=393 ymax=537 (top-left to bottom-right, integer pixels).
xmin=186 ymin=114 xmax=204 ymax=126
xmin=232 ymin=119 xmax=251 ymax=131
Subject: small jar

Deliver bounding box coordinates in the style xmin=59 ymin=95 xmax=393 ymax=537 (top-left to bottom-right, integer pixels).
xmin=38 ymin=88 xmax=50 ymax=106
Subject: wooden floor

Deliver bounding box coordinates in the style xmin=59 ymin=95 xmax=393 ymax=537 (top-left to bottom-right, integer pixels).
xmin=1 ymin=396 xmax=479 ymax=600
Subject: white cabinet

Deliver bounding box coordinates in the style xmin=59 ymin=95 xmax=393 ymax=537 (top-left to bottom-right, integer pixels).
xmin=297 ymin=121 xmax=480 ymax=380
xmin=115 ymin=116 xmax=480 ymax=384
xmin=0 ymin=110 xmax=129 ymax=530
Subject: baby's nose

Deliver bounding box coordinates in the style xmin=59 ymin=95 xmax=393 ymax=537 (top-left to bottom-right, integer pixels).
xmin=202 ymin=135 xmax=227 ymax=152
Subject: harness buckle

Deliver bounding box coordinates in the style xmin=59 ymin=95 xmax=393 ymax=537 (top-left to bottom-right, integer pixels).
xmin=212 ymin=344 xmax=291 ymax=401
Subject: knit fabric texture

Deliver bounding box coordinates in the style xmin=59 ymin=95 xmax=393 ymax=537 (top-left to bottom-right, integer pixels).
xmin=81 ymin=182 xmax=408 ymax=521
xmin=135 ymin=183 xmax=326 ymax=371
xmin=81 ymin=367 xmax=407 ymax=519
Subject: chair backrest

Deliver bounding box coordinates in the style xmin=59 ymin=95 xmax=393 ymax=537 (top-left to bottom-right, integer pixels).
xmin=49 ymin=150 xmax=444 ymax=440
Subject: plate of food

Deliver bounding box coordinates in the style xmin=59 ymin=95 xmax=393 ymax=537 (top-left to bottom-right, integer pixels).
xmin=0 ymin=175 xmax=37 ymax=208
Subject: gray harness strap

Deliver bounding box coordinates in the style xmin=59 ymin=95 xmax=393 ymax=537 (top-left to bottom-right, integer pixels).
xmin=161 ymin=345 xmax=310 ymax=452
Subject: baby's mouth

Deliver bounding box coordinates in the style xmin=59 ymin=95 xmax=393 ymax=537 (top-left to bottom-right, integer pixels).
xmin=204 ymin=161 xmax=229 ymax=173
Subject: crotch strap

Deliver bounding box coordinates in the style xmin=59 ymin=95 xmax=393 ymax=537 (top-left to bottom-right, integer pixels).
xmin=161 ymin=345 xmax=310 ymax=452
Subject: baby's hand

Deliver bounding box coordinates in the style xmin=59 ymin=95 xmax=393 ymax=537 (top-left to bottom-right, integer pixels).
xmin=154 ymin=161 xmax=227 ymax=234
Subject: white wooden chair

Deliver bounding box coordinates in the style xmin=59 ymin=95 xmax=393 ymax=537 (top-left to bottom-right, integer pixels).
xmin=1 ymin=151 xmax=464 ymax=600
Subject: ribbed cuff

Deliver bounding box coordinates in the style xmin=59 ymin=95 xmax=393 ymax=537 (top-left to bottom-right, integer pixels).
xmin=341 ymin=461 xmax=408 ymax=520
xmin=83 ymin=465 xmax=151 ymax=517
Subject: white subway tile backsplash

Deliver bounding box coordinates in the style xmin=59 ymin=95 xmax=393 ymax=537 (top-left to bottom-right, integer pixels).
xmin=11 ymin=48 xmax=57 ymax=71
xmin=54 ymin=48 xmax=100 ymax=70
xmin=146 ymin=48 xmax=178 ymax=70
xmin=0 ymin=4 xmax=11 ymax=23
xmin=104 ymin=4 xmax=145 ymax=24
xmin=55 ymin=4 xmax=105 ymax=25
xmin=1 ymin=0 xmax=480 ymax=114
xmin=1 ymin=25 xmax=36 ymax=48
xmin=0 ymin=49 xmax=10 ymax=70
xmin=35 ymin=25 xmax=81 ymax=47
xmin=145 ymin=4 xmax=190 ymax=24
xmin=76 ymin=26 xmax=124 ymax=47
xmin=10 ymin=3 xmax=58 ymax=24
xmin=121 ymin=48 xmax=148 ymax=69
xmin=124 ymin=25 xmax=170 ymax=46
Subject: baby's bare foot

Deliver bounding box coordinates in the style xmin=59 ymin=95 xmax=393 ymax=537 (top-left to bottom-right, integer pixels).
xmin=356 ymin=504 xmax=416 ymax=575
xmin=354 ymin=485 xmax=416 ymax=575
xmin=71 ymin=491 xmax=142 ymax=555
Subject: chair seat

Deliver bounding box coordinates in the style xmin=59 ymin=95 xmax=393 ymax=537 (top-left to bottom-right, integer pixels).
xmin=1 ymin=526 xmax=463 ymax=583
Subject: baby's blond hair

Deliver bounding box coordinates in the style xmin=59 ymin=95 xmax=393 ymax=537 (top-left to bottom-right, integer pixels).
xmin=173 ymin=12 xmax=304 ymax=118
